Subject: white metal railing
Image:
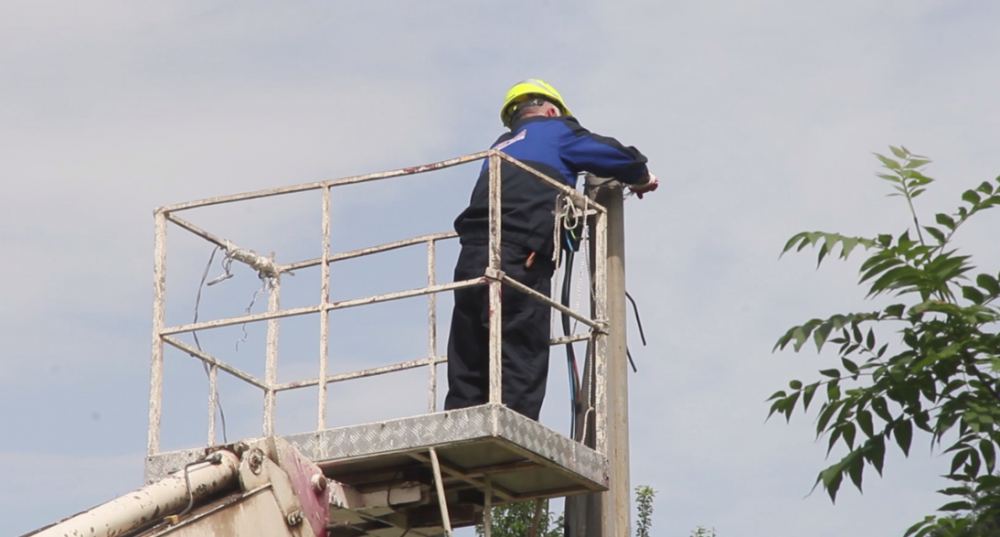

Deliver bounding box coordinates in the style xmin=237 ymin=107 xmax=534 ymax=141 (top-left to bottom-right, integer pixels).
xmin=147 ymin=150 xmax=610 ymax=458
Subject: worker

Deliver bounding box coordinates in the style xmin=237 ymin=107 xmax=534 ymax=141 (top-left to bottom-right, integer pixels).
xmin=444 ymin=79 xmax=658 ymax=420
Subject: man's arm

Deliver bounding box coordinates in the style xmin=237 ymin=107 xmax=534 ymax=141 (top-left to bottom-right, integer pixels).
xmin=556 ymin=118 xmax=650 ymax=184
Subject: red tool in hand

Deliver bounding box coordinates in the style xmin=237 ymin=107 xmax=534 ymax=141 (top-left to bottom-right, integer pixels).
xmin=629 ymin=173 xmax=659 ymax=199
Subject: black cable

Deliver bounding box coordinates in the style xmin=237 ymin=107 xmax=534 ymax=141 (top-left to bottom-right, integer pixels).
xmin=624 ymin=291 xmax=646 ymax=373
xmin=625 ymin=291 xmax=647 ymax=346
xmin=114 ymin=455 xmax=222 ymax=537
xmin=385 ymin=469 xmax=403 ymax=509
xmin=561 ymin=248 xmax=580 ymax=438
xmin=176 ymin=454 xmax=225 ymax=519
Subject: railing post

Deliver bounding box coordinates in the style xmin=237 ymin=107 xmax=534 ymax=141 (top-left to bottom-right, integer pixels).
xmin=263 ymin=276 xmax=281 ymax=436
xmin=593 ymin=204 xmax=609 ymax=457
xmin=318 ymin=186 xmax=331 ymax=431
xmin=427 ymin=239 xmax=438 ymax=412
xmin=207 ymin=363 xmax=218 ymax=445
xmin=148 ymin=210 xmax=167 ymax=458
xmin=487 ymin=151 xmax=503 ymax=405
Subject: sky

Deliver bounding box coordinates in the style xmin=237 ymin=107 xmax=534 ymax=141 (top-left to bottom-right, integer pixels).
xmin=2 ymin=1 xmax=1000 ymax=536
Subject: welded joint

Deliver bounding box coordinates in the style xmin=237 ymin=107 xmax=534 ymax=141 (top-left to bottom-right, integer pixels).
xmin=484 ymin=267 xmax=506 ymax=281
xmin=224 ymin=242 xmax=292 ymax=280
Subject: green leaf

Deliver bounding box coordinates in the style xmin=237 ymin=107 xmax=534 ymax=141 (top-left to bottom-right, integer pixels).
xmin=923 ymin=226 xmax=946 ymax=244
xmin=767 ymin=398 xmax=784 ymax=420
xmin=865 ymin=435 xmax=886 ymax=476
xmin=828 ymin=426 xmax=843 ymax=455
xmin=884 ymin=304 xmax=905 ymax=317
xmin=968 ymin=447 xmax=982 ymax=476
xmin=820 ymin=369 xmax=841 ymax=379
xmin=789 ymin=380 xmax=802 ymax=390
xmin=978 ymin=181 xmax=996 ymax=194
xmin=803 ymin=383 xmax=819 ymax=411
xmin=980 ymin=439 xmax=996 ymax=474
xmin=938 ymin=501 xmax=973 ymax=512
xmin=904 ymin=517 xmax=937 ymax=537
xmin=865 ymin=328 xmax=875 ymax=351
xmin=962 ymin=286 xmax=985 ymax=305
xmin=842 ymin=358 xmax=859 ymax=375
xmin=977 ymin=273 xmax=1000 ymax=296
xmin=895 ymin=420 xmax=913 ymax=457
xmin=819 ymin=462 xmax=844 ymax=503
xmin=766 ymin=390 xmax=787 ymax=402
xmin=876 ymin=153 xmax=902 ymax=170
xmin=847 ymin=450 xmax=864 ymax=491
xmin=781 ymin=232 xmax=809 ymax=255
xmin=938 ymin=486 xmax=972 ymax=497
xmin=858 ymin=410 xmax=874 ymax=438
xmin=817 ymin=400 xmax=844 ymax=434
xmin=962 ymin=190 xmax=981 ymax=205
xmin=935 ymin=213 xmax=957 ymax=230
xmin=784 ymin=391 xmax=800 ymax=422
xmin=814 ymin=322 xmax=833 ymax=352
xmin=872 ymin=397 xmax=893 ymax=422
xmin=860 ymin=258 xmax=904 ymax=284
xmin=792 ymin=326 xmax=809 ymax=352
xmin=951 ymin=449 xmax=971 ymax=474
xmin=840 ymin=237 xmax=859 ymax=259
xmin=827 ymin=381 xmax=841 ymax=401
xmin=843 ymin=422 xmax=857 ymax=449
xmin=890 ymin=146 xmax=907 ymax=158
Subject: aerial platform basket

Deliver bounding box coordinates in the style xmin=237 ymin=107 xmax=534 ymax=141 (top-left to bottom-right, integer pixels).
xmin=146 ymin=150 xmax=612 ymax=532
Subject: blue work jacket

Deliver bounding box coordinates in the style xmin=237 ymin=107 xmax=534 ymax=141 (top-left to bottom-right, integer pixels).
xmin=454 ymin=115 xmax=649 ymax=257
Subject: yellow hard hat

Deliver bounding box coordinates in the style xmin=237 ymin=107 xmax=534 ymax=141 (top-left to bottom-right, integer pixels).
xmin=500 ymin=79 xmax=572 ymax=128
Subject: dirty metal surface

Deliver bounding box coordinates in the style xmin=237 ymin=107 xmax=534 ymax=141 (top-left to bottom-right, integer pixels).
xmin=147 ymin=405 xmax=608 ymax=502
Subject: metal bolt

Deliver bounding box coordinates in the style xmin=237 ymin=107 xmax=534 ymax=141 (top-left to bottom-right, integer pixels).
xmin=286 ymin=511 xmax=303 ymax=526
xmin=247 ymin=448 xmax=265 ymax=475
xmin=311 ymin=473 xmax=327 ymax=494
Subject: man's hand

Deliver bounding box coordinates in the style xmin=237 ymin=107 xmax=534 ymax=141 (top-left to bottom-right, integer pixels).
xmin=629 ymin=173 xmax=659 ymax=199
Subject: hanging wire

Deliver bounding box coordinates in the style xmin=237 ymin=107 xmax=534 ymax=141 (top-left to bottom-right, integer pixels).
xmin=623 ymin=291 xmax=647 ymax=373
xmin=236 ymin=275 xmax=270 ymax=351
xmin=192 ymin=246 xmax=228 ymax=443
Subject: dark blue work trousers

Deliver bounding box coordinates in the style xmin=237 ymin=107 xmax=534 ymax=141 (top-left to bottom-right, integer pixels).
xmin=444 ymin=241 xmax=554 ymax=420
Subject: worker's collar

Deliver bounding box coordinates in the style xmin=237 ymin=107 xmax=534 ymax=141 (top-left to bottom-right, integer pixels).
xmin=509 ymin=115 xmax=578 ymax=131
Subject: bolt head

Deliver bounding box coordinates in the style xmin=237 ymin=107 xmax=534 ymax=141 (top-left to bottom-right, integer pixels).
xmin=311 ymin=473 xmax=328 ymax=494
xmin=247 ymin=449 xmax=265 ymax=475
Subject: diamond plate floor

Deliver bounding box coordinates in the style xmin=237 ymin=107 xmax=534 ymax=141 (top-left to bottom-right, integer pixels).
xmin=147 ymin=404 xmax=608 ymax=499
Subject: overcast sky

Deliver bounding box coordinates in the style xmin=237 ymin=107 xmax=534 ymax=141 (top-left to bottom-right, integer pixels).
xmin=3 ymin=1 xmax=1000 ymax=536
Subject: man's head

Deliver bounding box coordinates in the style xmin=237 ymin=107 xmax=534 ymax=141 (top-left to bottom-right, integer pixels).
xmin=500 ymin=79 xmax=572 ymax=128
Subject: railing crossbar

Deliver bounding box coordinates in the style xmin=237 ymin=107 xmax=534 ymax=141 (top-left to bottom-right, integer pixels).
xmin=274 ymin=356 xmax=447 ymax=392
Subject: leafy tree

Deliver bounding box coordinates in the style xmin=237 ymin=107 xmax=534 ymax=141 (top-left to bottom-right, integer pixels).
xmin=476 ymin=485 xmax=658 ymax=536
xmin=476 ymin=500 xmax=563 ymax=537
xmin=768 ymin=146 xmax=1000 ymax=535
xmin=635 ymin=485 xmax=655 ymax=537
xmin=690 ymin=527 xmax=718 ymax=537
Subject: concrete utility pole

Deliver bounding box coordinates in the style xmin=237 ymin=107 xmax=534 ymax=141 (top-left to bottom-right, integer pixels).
xmin=566 ymin=176 xmax=631 ymax=537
